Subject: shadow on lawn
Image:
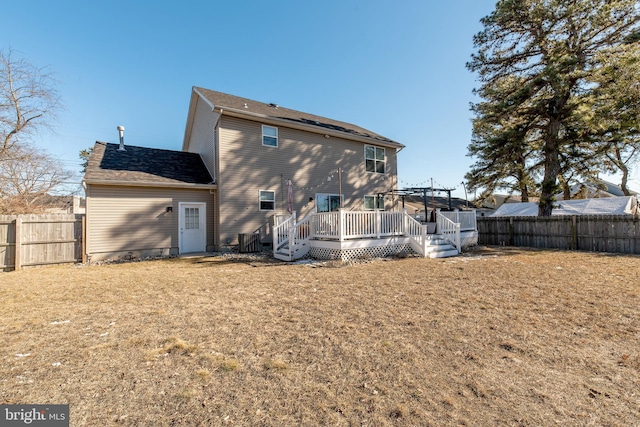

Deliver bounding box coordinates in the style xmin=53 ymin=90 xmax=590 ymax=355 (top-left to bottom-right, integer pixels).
xmin=175 ymin=253 xmax=284 ymax=268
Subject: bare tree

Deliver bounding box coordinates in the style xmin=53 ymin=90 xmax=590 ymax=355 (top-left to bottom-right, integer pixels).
xmin=0 ymin=48 xmax=60 ymax=160
xmin=0 ymin=144 xmax=73 ymax=214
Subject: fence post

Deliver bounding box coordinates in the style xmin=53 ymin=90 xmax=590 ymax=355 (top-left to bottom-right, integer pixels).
xmin=509 ymin=217 xmax=514 ymax=246
xmin=14 ymin=217 xmax=22 ymax=271
xmin=571 ymin=215 xmax=578 ymax=250
xmin=376 ymin=211 xmax=381 ymax=238
xmin=82 ymin=215 xmax=87 ymax=264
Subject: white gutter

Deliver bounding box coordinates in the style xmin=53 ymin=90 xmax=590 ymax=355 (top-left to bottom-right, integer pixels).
xmin=84 ymin=179 xmax=217 ymax=190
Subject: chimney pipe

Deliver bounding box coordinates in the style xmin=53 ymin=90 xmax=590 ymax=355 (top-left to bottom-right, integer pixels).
xmin=117 ymin=125 xmax=126 ymax=151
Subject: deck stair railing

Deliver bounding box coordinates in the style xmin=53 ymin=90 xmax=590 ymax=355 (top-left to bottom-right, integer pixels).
xmin=405 ymin=214 xmax=427 ymax=256
xmin=273 ymin=211 xmax=313 ymax=260
xmin=436 ymin=209 xmax=461 ymax=252
xmin=290 ymin=212 xmax=313 ymax=259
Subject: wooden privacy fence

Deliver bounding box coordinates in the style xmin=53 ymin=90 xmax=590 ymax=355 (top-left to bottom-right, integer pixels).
xmin=477 ymin=215 xmax=640 ymax=254
xmin=0 ymin=214 xmax=85 ymax=271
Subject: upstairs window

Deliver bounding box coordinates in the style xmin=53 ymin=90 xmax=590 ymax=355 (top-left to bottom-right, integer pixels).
xmin=262 ymin=125 xmax=278 ymax=147
xmin=259 ymin=190 xmax=275 ymax=211
xmin=365 ymin=145 xmax=385 ymax=173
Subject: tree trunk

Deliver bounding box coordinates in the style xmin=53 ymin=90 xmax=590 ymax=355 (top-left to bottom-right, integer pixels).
xmin=620 ymin=165 xmax=630 ymax=196
xmin=539 ymin=120 xmax=561 ymax=216
xmin=614 ymin=146 xmax=631 ymax=196
xmin=517 ymin=164 xmax=529 ymax=202
xmin=562 ymin=181 xmax=571 ymax=200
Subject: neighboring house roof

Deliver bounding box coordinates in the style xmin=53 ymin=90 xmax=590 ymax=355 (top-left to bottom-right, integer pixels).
xmin=556 ymin=178 xmax=638 ymax=200
xmin=190 ymin=86 xmax=404 ymax=149
xmin=477 ymin=194 xmax=539 ymax=209
xmin=402 ymin=195 xmax=472 ymax=212
xmin=491 ymin=196 xmax=638 ymax=216
xmin=84 ymin=142 xmax=214 ymax=188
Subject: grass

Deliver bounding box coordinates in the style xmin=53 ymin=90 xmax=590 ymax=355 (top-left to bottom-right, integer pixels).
xmin=0 ymin=247 xmax=638 ymax=426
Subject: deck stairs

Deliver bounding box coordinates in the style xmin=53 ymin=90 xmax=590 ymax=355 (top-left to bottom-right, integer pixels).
xmin=424 ymin=235 xmax=460 ymax=259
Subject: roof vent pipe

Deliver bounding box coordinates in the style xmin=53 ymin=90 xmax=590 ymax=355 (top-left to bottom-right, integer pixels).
xmin=117 ymin=125 xmax=126 ymax=151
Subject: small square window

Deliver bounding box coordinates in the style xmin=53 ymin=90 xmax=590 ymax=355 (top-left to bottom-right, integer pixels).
xmin=259 ymin=190 xmax=275 ymax=211
xmin=262 ymin=125 xmax=278 ymax=147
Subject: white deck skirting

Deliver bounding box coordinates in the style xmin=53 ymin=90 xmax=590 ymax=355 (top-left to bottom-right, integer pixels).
xmin=308 ymin=237 xmax=414 ymax=261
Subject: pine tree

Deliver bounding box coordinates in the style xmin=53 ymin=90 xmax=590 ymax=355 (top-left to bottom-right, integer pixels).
xmin=467 ymin=0 xmax=640 ymax=215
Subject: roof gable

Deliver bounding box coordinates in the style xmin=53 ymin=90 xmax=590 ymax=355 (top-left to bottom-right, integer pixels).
xmin=192 ymin=87 xmax=403 ymax=148
xmin=84 ymin=142 xmax=213 ymax=186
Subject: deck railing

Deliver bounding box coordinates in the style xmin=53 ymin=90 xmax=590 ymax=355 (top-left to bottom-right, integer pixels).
xmin=436 ymin=210 xmax=461 ymax=252
xmin=312 ymin=210 xmax=409 ymax=240
xmin=437 ymin=210 xmax=477 ymax=231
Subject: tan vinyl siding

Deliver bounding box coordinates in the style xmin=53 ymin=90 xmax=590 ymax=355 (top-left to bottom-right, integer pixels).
xmin=86 ymin=185 xmax=214 ymax=259
xmin=217 ymin=115 xmax=399 ymax=244
xmin=185 ymin=97 xmax=217 ymax=180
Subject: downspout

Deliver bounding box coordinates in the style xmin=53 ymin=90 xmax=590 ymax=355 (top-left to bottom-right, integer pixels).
xmin=212 ymin=108 xmax=223 ymax=183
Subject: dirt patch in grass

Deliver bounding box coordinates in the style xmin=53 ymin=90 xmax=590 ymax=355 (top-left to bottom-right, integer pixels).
xmin=1 ymin=247 xmax=638 ymax=426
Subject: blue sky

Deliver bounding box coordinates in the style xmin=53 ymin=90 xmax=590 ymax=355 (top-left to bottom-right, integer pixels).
xmin=3 ymin=1 xmax=634 ymax=198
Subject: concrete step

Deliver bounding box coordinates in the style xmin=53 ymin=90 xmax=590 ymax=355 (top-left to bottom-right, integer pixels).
xmin=274 ymin=251 xmax=292 ymax=262
xmin=429 ymin=248 xmax=460 ymax=258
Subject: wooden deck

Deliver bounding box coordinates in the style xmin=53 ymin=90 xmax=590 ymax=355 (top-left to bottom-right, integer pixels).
xmin=273 ymin=210 xmax=478 ymax=261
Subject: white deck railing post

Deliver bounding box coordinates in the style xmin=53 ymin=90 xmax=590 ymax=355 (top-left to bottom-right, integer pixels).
xmin=376 ymin=211 xmax=381 ymax=238
xmin=421 ymin=219 xmax=427 ymax=256
xmin=339 ymin=209 xmax=344 ymax=242
xmin=290 ymin=211 xmax=297 ymax=258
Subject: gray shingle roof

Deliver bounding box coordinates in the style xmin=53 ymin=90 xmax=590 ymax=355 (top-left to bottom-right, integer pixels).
xmin=194 ymin=87 xmax=403 ymax=147
xmin=84 ymin=142 xmax=213 ymax=185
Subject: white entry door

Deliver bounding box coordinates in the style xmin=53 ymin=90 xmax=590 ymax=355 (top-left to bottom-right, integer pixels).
xmin=179 ymin=202 xmax=206 ymax=253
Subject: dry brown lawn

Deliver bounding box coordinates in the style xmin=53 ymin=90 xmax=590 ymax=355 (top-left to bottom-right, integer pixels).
xmin=1 ymin=247 xmax=639 ymax=426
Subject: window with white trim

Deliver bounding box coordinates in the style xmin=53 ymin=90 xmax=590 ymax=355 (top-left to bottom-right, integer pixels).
xmin=262 ymin=125 xmax=278 ymax=147
xmin=316 ymin=193 xmax=343 ymax=212
xmin=259 ymin=190 xmax=275 ymax=211
xmin=365 ymin=145 xmax=385 ymax=173
xmin=364 ymin=195 xmax=385 ymax=210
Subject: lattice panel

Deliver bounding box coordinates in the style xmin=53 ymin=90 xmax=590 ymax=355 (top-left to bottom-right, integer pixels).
xmin=309 ymin=243 xmax=416 ymax=262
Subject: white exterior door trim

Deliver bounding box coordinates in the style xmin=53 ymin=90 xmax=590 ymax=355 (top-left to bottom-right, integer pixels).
xmin=178 ymin=202 xmax=207 ymax=254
